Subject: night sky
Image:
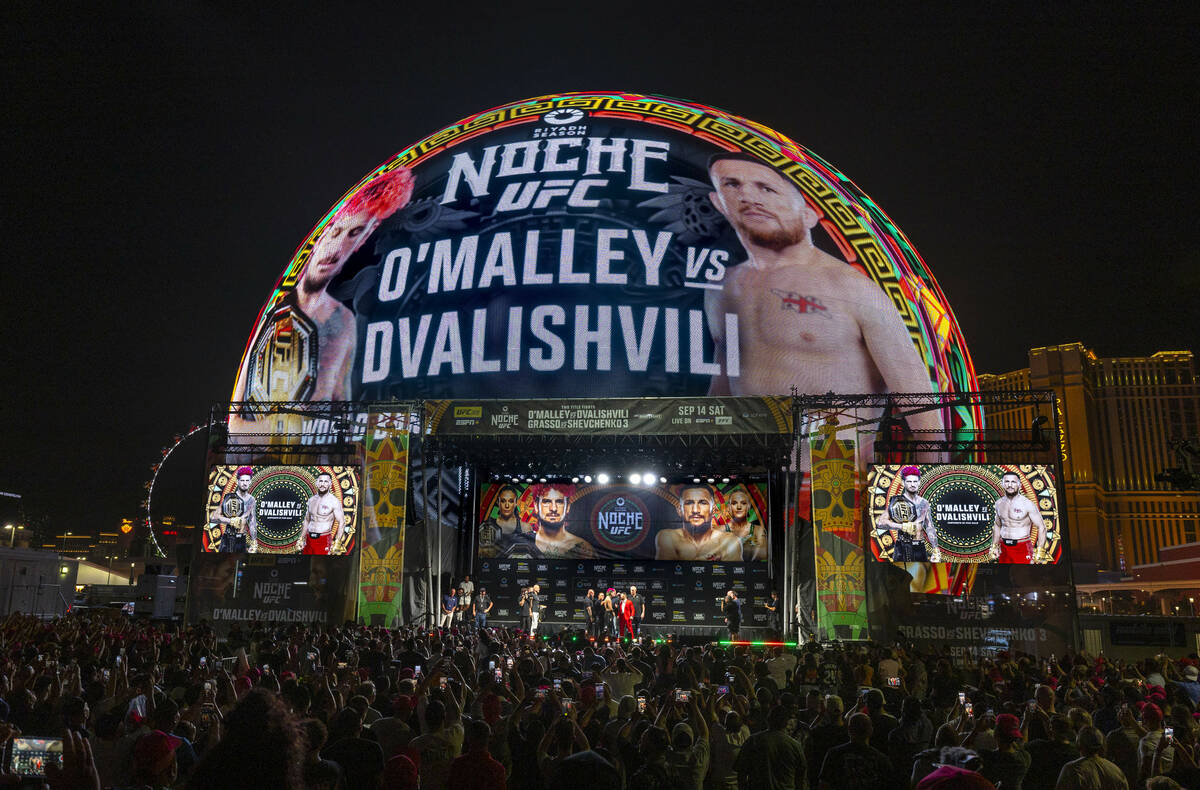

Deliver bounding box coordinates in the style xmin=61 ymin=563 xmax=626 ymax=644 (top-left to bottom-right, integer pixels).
xmin=3 ymin=4 xmax=1197 ymax=537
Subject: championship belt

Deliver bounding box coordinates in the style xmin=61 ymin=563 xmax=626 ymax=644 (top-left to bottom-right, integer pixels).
xmin=889 ymin=499 xmax=919 ymax=537
xmin=244 ymin=298 xmax=319 ymax=410
xmin=220 ymin=494 xmax=247 ymax=534
xmin=479 ymin=522 xmax=498 ymax=554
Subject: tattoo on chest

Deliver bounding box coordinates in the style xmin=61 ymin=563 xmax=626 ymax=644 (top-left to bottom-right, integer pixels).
xmin=770 ymin=289 xmax=831 ymax=318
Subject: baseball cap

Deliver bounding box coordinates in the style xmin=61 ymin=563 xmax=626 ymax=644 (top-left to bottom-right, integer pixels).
xmin=133 ymin=730 xmax=182 ymax=775
xmin=995 ymin=714 xmax=1022 ymax=739
xmin=1186 ymin=665 xmax=1199 ymax=681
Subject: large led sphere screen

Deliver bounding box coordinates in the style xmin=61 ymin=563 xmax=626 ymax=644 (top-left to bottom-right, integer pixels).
xmin=232 ymin=93 xmax=978 ymax=431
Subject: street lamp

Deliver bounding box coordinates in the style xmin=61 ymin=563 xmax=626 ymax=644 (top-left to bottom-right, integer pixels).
xmin=4 ymin=524 xmax=21 ymax=548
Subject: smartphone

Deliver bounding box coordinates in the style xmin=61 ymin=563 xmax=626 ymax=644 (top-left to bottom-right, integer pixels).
xmin=536 ymin=686 xmax=549 ymax=699
xmin=1028 ymin=701 xmax=1038 ymax=713
xmin=204 ymin=681 xmax=212 ymax=693
xmin=262 ymin=664 xmax=270 ymax=672
xmin=506 ymin=657 xmax=514 ymax=668
xmin=102 ymin=669 xmax=111 ymax=682
xmin=336 ymin=661 xmax=348 ymax=670
xmin=717 ymin=684 xmax=730 ymax=695
xmin=489 ymin=660 xmax=496 ymax=671
xmin=494 ymin=668 xmax=504 ymax=683
xmin=553 ymin=678 xmax=562 ymax=690
xmin=964 ymin=702 xmax=974 ymax=717
xmin=199 ymin=704 xmax=217 ymax=728
xmin=439 ymin=676 xmax=448 ymax=690
xmin=958 ymin=691 xmax=966 ymax=705
xmin=1165 ymin=727 xmax=1175 ymax=743
xmin=9 ymin=737 xmax=63 ymax=777
xmin=116 ymin=656 xmax=122 ymax=667
xmin=674 ymin=689 xmax=691 ymax=703
xmin=887 ymin=677 xmax=900 ymax=688
xmin=414 ymin=665 xmax=422 ymax=677
xmin=637 ymin=695 xmax=647 ymax=713
xmin=200 ymin=656 xmax=207 ymax=668
xmin=594 ymin=683 xmax=604 ymax=697
xmin=561 ymin=699 xmax=575 ymax=716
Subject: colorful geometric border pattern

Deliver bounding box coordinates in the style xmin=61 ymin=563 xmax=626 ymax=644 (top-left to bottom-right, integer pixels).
xmin=236 ymin=93 xmax=979 ymax=431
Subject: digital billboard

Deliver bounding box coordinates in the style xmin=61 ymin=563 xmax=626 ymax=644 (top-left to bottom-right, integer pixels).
xmin=477 ymin=480 xmax=768 ymax=562
xmin=204 ymin=465 xmax=360 ymax=555
xmin=229 ymin=93 xmax=979 ymax=438
xmin=866 ymin=464 xmax=1062 ymax=565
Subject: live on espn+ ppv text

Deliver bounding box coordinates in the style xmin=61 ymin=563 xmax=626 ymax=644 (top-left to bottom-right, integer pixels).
xmin=204 ymin=465 xmax=360 ymax=556
xmin=867 ymin=465 xmax=1062 ymax=565
xmin=230 ymin=93 xmax=980 ymax=440
xmin=477 ymin=479 xmax=769 ymax=562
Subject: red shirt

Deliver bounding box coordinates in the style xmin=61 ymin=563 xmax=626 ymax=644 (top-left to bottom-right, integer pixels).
xmin=447 ymin=747 xmax=507 ymax=790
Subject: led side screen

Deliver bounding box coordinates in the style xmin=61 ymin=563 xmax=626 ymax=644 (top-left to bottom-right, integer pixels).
xmin=866 ymin=464 xmax=1062 ymax=565
xmin=203 ymin=465 xmax=360 ymax=555
xmin=477 ymin=480 xmax=768 ymax=562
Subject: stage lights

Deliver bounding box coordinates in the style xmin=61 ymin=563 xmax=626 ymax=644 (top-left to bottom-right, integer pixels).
xmin=642 ymin=471 xmax=656 ymax=485
xmin=596 ymin=473 xmax=610 ymax=484
xmin=583 ymin=475 xmax=593 ymax=483
xmin=629 ymin=473 xmax=642 ymax=485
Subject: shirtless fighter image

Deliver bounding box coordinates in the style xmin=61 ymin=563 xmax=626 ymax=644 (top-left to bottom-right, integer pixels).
xmin=991 ymin=472 xmax=1049 ymax=563
xmin=875 ymin=466 xmax=939 ymax=563
xmin=656 ymin=484 xmax=743 ymax=561
xmin=531 ymin=484 xmax=595 ymax=559
xmin=703 ymin=154 xmax=943 ymax=443
xmin=229 ymin=168 xmax=414 ymax=433
xmin=298 ymin=472 xmax=349 ymax=555
xmin=724 ymin=486 xmax=766 ymax=561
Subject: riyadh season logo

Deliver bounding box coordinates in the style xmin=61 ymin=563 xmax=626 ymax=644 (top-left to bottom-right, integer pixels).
xmin=543 ymin=108 xmax=585 ymax=125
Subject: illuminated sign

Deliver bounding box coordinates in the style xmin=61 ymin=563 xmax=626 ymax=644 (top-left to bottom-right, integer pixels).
xmin=866 ymin=465 xmax=1062 ymax=565
xmin=203 ymin=465 xmax=360 ymax=556
xmin=230 ymin=93 xmax=978 ymax=436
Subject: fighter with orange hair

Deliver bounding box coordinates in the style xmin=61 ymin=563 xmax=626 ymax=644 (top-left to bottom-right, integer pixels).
xmin=528 ymin=483 xmax=594 ymax=558
xmin=231 ymin=168 xmax=415 ymax=425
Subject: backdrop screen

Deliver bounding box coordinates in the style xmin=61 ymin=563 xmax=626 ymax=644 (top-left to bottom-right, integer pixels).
xmin=204 ymin=465 xmax=360 ymax=555
xmin=867 ymin=464 xmax=1061 ymax=565
xmin=477 ymin=479 xmax=768 ymax=562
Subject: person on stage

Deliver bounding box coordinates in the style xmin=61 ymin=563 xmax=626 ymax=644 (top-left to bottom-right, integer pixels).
xmin=874 ymin=466 xmax=938 ymax=562
xmin=584 ymin=589 xmax=597 ymax=637
xmin=723 ymin=590 xmax=742 ymax=641
xmin=518 ymin=587 xmax=533 ymax=633
xmin=724 ymin=486 xmax=766 ymax=561
xmin=210 ymin=466 xmax=257 ymax=552
xmin=525 ymin=584 xmax=543 ymax=636
xmin=603 ymin=589 xmax=618 ymax=637
xmin=628 ymin=585 xmax=645 ymax=638
xmin=617 ymin=592 xmax=635 ymax=640
xmin=298 ymin=472 xmax=349 ymax=555
xmin=765 ymin=590 xmax=782 ymax=636
xmin=473 ymin=587 xmax=492 ymax=630
xmin=591 ymin=589 xmax=607 ymax=639
xmin=990 ymin=471 xmax=1049 ymax=563
xmin=530 ymin=484 xmax=595 ymax=559
xmin=439 ymin=587 xmax=457 ymax=629
xmin=655 ymin=484 xmax=743 ymax=561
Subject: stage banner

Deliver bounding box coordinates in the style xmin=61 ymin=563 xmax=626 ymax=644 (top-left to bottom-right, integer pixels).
xmin=358 ymin=413 xmax=411 ymax=625
xmin=809 ymin=426 xmax=867 ymax=639
xmin=424 ymin=396 xmax=792 ymax=436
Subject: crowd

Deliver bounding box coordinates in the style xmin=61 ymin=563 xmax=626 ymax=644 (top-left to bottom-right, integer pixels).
xmin=1 ymin=609 xmax=1199 ymax=789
